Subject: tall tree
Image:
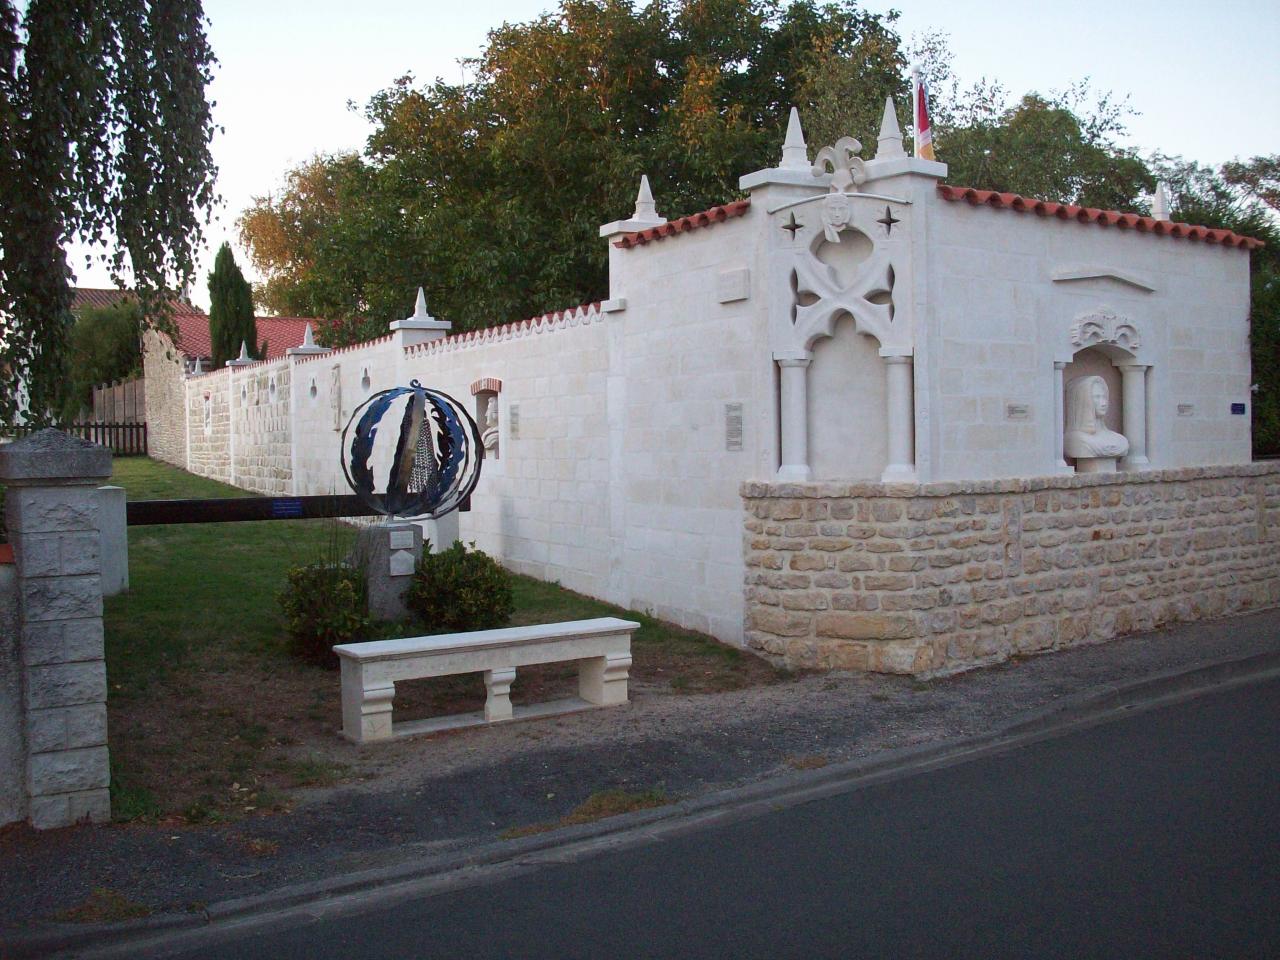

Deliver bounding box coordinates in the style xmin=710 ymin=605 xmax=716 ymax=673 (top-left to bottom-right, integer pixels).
xmin=59 ymin=300 xmax=143 ymax=422
xmin=0 ymin=0 xmax=218 ymax=424
xmin=207 ymin=243 xmax=259 ymax=367
xmin=240 ymin=0 xmax=908 ymax=343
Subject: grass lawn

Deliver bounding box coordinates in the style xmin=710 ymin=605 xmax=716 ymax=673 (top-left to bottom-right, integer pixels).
xmin=105 ymin=457 xmax=784 ymax=823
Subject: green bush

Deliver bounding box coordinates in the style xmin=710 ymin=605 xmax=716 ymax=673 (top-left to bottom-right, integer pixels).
xmin=278 ymin=563 xmax=369 ymax=668
xmin=406 ymin=540 xmax=514 ymax=633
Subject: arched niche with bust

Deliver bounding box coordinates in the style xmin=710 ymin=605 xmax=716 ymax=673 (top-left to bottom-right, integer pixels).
xmin=1064 ymin=374 xmax=1128 ymax=472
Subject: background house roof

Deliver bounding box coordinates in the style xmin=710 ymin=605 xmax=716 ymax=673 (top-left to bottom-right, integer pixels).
xmin=172 ymin=313 xmax=314 ymax=362
xmin=71 ymin=287 xmax=202 ymax=314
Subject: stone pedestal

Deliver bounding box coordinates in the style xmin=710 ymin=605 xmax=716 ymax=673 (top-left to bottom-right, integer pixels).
xmin=1074 ymin=456 xmax=1118 ymax=474
xmin=421 ymin=511 xmax=460 ymax=554
xmin=350 ymin=522 xmax=423 ymax=621
xmin=97 ymin=485 xmax=128 ymax=596
xmin=0 ymin=430 xmax=113 ymax=829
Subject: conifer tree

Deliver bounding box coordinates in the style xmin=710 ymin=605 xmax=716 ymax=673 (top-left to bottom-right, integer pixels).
xmin=207 ymin=243 xmax=258 ymax=367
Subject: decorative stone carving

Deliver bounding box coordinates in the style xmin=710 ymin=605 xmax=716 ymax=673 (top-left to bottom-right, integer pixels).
xmin=1070 ymin=311 xmax=1141 ymax=351
xmin=482 ymin=399 xmax=499 ymax=456
xmin=812 ymin=138 xmax=868 ymax=242
xmin=1064 ymin=376 xmax=1129 ymax=467
xmin=812 ymin=137 xmax=868 ymax=194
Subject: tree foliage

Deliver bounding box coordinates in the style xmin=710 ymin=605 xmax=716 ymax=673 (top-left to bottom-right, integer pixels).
xmin=240 ymin=0 xmax=907 ymax=343
xmin=59 ymin=300 xmax=143 ymax=422
xmin=0 ymin=0 xmax=217 ymax=424
xmin=207 ymin=242 xmax=260 ymax=367
xmin=909 ymin=33 xmax=1152 ymax=209
xmin=1151 ymin=154 xmax=1280 ymax=457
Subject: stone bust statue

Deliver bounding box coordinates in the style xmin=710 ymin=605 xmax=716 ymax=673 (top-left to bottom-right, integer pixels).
xmin=1064 ymin=375 xmax=1129 ymax=460
xmin=481 ymin=400 xmax=499 ymax=454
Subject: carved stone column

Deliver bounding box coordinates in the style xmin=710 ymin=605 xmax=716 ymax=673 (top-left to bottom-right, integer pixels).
xmin=882 ymin=355 xmax=915 ymax=481
xmin=776 ymin=357 xmax=811 ymax=482
xmin=1119 ymin=363 xmax=1151 ymax=468
xmin=1053 ymin=361 xmax=1069 ymax=470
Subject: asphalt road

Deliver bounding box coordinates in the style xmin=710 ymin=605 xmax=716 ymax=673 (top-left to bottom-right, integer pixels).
xmin=161 ymin=677 xmax=1280 ymax=960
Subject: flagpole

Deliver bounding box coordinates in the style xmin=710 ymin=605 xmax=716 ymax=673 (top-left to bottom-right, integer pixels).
xmin=909 ymin=64 xmax=920 ymax=158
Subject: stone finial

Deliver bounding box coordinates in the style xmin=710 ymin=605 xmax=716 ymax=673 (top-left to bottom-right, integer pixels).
xmin=875 ymin=96 xmax=906 ymax=160
xmin=410 ymin=287 xmax=434 ymax=323
xmin=1152 ymin=181 xmax=1171 ymax=221
xmin=781 ymin=107 xmax=809 ymax=170
xmin=227 ymin=340 xmax=254 ymax=368
xmin=599 ymin=176 xmax=667 ymax=236
xmin=287 ymin=319 xmax=333 ymax=356
xmin=633 ymin=175 xmax=662 ymax=222
xmin=388 ymin=284 xmax=451 ymax=343
xmin=190 ymin=356 xmax=204 ymax=375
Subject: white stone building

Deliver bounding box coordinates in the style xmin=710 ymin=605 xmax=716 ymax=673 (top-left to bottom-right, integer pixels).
xmin=146 ymin=102 xmax=1275 ymax=674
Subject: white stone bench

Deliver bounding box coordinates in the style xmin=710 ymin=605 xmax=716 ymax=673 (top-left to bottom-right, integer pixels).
xmin=334 ymin=617 xmax=638 ymax=743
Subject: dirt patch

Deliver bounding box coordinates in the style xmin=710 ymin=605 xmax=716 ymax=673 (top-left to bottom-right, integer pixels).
xmin=107 ymin=623 xmax=788 ymax=824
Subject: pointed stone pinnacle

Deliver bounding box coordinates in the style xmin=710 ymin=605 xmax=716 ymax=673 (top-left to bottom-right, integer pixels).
xmin=633 ymin=175 xmax=661 ymax=222
xmin=191 ymin=356 xmax=203 ymax=375
xmin=237 ymin=341 xmax=250 ymax=362
xmin=412 ymin=287 xmax=432 ymax=322
xmin=1152 ymin=181 xmax=1171 ymax=221
xmin=876 ymin=96 xmax=906 ymax=160
xmin=781 ymin=107 xmax=808 ymax=170
xmin=301 ymin=322 xmax=316 ymax=348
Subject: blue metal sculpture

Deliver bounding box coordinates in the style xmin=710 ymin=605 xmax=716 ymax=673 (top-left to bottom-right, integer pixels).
xmin=341 ymin=380 xmax=483 ymax=519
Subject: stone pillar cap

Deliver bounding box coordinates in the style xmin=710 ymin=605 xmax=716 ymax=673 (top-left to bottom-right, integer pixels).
xmin=0 ymin=429 xmax=112 ymax=483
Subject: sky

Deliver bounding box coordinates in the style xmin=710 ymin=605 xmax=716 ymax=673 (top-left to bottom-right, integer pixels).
xmin=65 ymin=0 xmax=1280 ymax=310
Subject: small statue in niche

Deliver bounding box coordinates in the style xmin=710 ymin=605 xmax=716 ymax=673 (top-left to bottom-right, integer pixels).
xmin=1064 ymin=375 xmax=1129 ymax=463
xmin=481 ymin=398 xmax=499 ymax=457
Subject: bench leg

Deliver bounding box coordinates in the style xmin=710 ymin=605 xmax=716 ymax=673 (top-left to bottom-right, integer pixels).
xmin=342 ymin=670 xmax=395 ymax=744
xmin=485 ymin=668 xmax=516 ymax=722
xmin=579 ymin=653 xmax=631 ymax=707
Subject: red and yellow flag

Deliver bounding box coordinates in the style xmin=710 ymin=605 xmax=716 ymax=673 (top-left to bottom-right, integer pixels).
xmin=913 ymin=71 xmax=935 ymax=161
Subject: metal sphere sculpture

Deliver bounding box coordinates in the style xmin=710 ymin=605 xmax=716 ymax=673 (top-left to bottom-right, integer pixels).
xmin=341 ymin=380 xmax=483 ymax=519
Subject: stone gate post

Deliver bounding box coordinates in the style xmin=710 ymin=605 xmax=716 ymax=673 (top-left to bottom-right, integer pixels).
xmin=0 ymin=430 xmax=113 ymax=829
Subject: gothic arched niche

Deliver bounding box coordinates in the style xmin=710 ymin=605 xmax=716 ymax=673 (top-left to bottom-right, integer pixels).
xmin=807 ymin=313 xmax=887 ymax=479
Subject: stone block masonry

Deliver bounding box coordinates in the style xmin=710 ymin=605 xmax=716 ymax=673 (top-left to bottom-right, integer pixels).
xmin=742 ymin=464 xmax=1280 ymax=675
xmin=0 ymin=430 xmax=114 ymax=829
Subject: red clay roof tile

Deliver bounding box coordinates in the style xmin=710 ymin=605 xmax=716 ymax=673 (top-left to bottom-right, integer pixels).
xmin=936 ymin=185 xmax=1264 ymax=250
xmin=613 ymin=199 xmax=751 ymax=249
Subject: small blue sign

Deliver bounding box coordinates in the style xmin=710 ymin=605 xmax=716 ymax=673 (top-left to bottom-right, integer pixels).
xmin=1231 ymin=403 xmax=1247 ymax=415
xmin=271 ymin=498 xmax=305 ymax=519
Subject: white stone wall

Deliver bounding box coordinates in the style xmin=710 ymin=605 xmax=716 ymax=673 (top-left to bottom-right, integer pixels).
xmin=186 ymin=370 xmax=231 ymax=482
xmin=229 ymin=362 xmax=292 ymax=495
xmin=920 ymin=197 xmax=1253 ymax=481
xmin=148 ymin=149 xmax=1256 ymax=652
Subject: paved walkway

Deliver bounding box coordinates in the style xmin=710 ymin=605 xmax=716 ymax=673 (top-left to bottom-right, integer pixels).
xmin=2 ymin=608 xmax=1279 ymax=950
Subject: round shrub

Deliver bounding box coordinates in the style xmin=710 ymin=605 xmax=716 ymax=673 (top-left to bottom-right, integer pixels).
xmin=279 ymin=562 xmax=369 ymax=668
xmin=406 ymin=541 xmax=514 ymax=633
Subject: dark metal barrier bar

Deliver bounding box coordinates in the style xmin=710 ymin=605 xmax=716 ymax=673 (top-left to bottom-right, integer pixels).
xmin=126 ymin=493 xmax=470 ymax=526
xmin=126 ymin=494 xmax=379 ymax=526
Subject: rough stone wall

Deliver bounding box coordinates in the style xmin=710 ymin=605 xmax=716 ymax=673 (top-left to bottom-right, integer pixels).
xmin=231 ymin=363 xmax=292 ymax=495
xmin=0 ymin=562 xmax=22 ymax=824
xmin=141 ymin=330 xmax=187 ymax=468
xmin=742 ymin=464 xmax=1280 ymax=675
xmin=186 ymin=370 xmax=231 ymax=483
